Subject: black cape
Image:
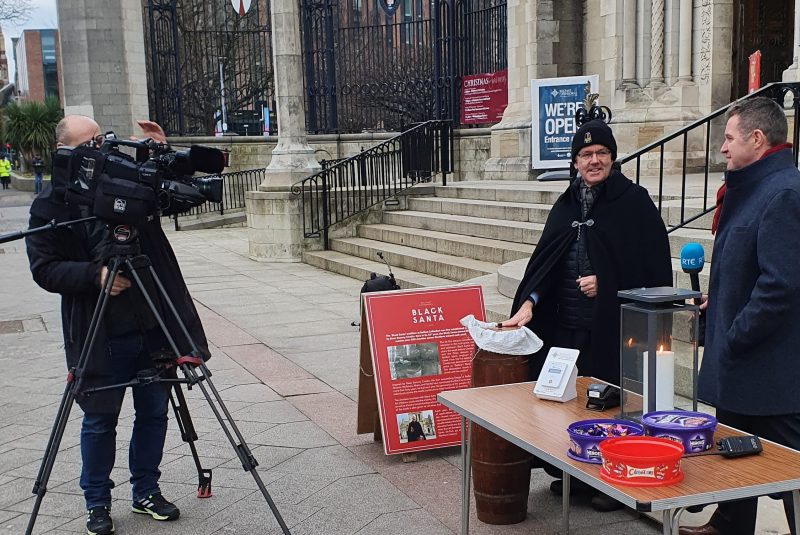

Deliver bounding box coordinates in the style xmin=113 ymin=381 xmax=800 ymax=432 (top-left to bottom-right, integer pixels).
xmin=511 ymin=170 xmax=672 ymax=384
xmin=26 ymin=184 xmax=211 ymax=413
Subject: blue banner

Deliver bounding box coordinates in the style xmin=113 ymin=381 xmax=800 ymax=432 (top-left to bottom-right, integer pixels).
xmin=530 ymin=75 xmax=598 ymax=169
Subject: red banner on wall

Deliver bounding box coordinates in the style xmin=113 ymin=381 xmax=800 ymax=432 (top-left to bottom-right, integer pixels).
xmin=460 ymin=70 xmax=508 ymax=125
xmin=748 ymin=50 xmax=762 ymax=94
xmin=364 ymin=285 xmax=485 ymax=455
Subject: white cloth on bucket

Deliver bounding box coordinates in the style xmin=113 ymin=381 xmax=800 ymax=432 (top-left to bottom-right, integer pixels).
xmin=460 ymin=314 xmax=543 ymax=355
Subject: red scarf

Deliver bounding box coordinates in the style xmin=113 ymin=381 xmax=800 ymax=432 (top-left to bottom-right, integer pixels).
xmin=710 ymin=143 xmax=793 ymax=235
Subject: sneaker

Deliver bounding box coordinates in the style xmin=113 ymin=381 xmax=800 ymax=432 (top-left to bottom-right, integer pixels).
xmin=86 ymin=506 xmax=114 ymax=535
xmin=131 ymin=493 xmax=180 ymax=521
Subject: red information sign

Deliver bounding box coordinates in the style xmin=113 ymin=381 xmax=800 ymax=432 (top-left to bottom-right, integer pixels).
xmin=460 ymin=70 xmax=508 ymax=125
xmin=363 ymin=285 xmax=485 ymax=455
xmin=748 ymin=50 xmax=762 ymax=94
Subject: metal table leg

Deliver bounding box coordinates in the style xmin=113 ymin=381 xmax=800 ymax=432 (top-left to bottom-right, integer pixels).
xmin=562 ymin=471 xmax=570 ymax=534
xmin=663 ymin=509 xmax=674 ymax=535
xmin=793 ymin=489 xmax=800 ymax=535
xmin=461 ymin=417 xmax=471 ymax=535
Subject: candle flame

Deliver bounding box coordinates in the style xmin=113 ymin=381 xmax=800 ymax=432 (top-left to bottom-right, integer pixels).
xmin=658 ymin=344 xmax=664 ymax=352
xmin=627 ymin=338 xmax=634 ymax=347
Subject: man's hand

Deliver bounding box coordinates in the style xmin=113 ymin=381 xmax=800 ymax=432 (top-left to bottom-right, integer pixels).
xmin=136 ymin=120 xmax=167 ymax=144
xmin=577 ymin=275 xmax=598 ymax=298
xmin=500 ymin=299 xmax=533 ymax=327
xmin=700 ymin=293 xmax=708 ymax=311
xmin=99 ymin=266 xmax=131 ymax=296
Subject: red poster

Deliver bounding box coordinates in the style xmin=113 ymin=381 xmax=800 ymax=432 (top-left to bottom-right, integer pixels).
xmin=748 ymin=50 xmax=761 ymax=94
xmin=364 ymin=285 xmax=485 ymax=455
xmin=460 ymin=70 xmax=508 ymax=125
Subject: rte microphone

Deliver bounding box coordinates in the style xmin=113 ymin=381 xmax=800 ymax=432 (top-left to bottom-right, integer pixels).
xmin=680 ymin=242 xmax=704 ymax=302
xmin=680 ymin=242 xmax=706 ymax=345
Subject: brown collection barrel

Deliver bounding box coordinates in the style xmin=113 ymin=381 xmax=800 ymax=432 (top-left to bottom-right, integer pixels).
xmin=470 ymin=346 xmax=532 ymax=525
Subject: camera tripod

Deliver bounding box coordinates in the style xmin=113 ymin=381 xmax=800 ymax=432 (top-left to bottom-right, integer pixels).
xmin=16 ymin=220 xmax=291 ymax=535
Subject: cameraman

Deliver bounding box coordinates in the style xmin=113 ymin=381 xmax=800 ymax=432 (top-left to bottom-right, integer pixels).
xmin=26 ymin=115 xmax=211 ymax=535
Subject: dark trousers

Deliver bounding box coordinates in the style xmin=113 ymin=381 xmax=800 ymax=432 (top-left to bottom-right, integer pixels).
xmin=708 ymin=409 xmax=800 ymax=535
xmin=79 ymin=331 xmax=169 ymax=509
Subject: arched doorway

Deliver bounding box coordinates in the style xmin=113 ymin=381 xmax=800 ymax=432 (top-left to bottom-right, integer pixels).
xmin=732 ymin=0 xmax=794 ymax=99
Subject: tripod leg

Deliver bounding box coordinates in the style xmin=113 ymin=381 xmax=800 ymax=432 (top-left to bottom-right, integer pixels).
xmin=168 ymin=382 xmax=212 ymax=498
xmin=26 ymin=260 xmax=120 ymax=535
xmin=123 ymin=259 xmax=291 ymax=534
xmin=180 ymin=364 xmax=292 ymax=535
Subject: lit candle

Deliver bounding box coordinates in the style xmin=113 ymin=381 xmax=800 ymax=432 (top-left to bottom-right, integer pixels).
xmin=643 ymin=345 xmax=675 ymax=412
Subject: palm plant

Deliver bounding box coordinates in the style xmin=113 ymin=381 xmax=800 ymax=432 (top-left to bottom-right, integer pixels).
xmin=4 ymin=97 xmax=63 ymax=171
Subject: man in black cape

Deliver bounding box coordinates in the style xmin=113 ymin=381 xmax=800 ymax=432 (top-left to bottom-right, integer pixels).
xmin=502 ymin=119 xmax=672 ymax=510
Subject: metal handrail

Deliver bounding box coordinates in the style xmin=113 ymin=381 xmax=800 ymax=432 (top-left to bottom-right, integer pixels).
xmin=291 ymin=120 xmax=453 ymax=246
xmin=170 ymin=167 xmax=267 ymax=230
xmin=619 ymin=82 xmax=800 ymax=234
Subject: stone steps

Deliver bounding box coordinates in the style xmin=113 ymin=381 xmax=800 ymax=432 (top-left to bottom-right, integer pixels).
xmin=303 ymin=249 xmax=455 ymax=290
xmin=407 ymin=196 xmax=555 ymax=224
xmin=329 ymin=236 xmax=500 ymax=282
xmin=358 ymin=223 xmax=533 ymax=264
xmin=383 ymin=210 xmax=546 ymax=245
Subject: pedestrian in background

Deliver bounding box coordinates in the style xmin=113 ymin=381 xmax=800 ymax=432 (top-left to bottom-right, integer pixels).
xmin=0 ymin=154 xmax=11 ymax=189
xmin=32 ymin=154 xmax=45 ymax=195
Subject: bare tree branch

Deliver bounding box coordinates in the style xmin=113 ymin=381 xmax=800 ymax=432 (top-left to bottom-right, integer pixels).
xmin=0 ymin=0 xmax=33 ymax=24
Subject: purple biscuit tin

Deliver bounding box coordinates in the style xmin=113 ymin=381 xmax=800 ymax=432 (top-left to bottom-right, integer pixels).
xmin=641 ymin=411 xmax=717 ymax=453
xmin=567 ymin=419 xmax=644 ymax=464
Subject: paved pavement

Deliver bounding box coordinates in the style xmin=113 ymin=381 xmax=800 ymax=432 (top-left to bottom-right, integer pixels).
xmin=0 ymin=185 xmax=789 ymax=534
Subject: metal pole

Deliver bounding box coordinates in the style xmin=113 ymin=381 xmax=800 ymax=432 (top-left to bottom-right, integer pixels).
xmin=218 ymin=58 xmax=228 ymax=134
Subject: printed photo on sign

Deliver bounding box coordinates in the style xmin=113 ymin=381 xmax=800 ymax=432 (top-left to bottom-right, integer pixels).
xmin=388 ymin=342 xmax=442 ymax=380
xmin=397 ymin=410 xmax=437 ymax=443
xmin=530 ymin=75 xmax=599 ymax=169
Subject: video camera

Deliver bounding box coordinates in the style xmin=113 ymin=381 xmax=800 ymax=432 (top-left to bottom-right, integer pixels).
xmin=54 ymin=134 xmax=227 ymax=224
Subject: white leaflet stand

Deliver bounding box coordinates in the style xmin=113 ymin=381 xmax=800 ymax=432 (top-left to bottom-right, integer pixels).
xmin=533 ymin=347 xmax=579 ymax=402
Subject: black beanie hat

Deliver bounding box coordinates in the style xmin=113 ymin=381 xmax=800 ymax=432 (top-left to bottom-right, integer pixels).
xmin=571 ymin=120 xmax=617 ymax=162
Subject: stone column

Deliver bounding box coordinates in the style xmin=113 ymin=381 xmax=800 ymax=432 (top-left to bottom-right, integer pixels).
xmin=678 ymin=0 xmax=693 ymax=82
xmin=635 ymin=0 xmax=652 ymax=87
xmin=782 ymin=0 xmax=800 ymax=81
xmin=483 ymin=0 xmax=558 ymax=179
xmin=56 ymin=0 xmax=149 ymax=137
xmin=622 ymin=0 xmax=637 ymax=85
xmin=247 ymin=0 xmax=321 ymax=262
xmin=649 ymin=0 xmax=665 ymax=85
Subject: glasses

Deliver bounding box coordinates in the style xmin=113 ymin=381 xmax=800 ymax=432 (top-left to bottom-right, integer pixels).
xmin=577 ymin=149 xmax=612 ymax=161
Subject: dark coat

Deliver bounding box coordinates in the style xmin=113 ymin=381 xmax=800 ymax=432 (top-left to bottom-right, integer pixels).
xmin=698 ymin=149 xmax=800 ymax=416
xmin=26 ymin=184 xmax=211 ymax=413
xmin=512 ymin=170 xmax=673 ymax=384
xmin=406 ymin=420 xmax=425 ymax=441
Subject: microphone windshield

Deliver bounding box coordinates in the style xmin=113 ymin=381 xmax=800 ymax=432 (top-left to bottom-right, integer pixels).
xmin=680 ymin=242 xmax=705 ymax=273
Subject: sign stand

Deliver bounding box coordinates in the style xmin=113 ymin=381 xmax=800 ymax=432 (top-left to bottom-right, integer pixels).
xmin=356 ymin=285 xmax=485 ymax=455
xmin=356 ymin=306 xmax=381 ymax=440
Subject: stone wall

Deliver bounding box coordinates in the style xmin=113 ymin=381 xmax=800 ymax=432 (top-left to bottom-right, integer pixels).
xmin=172 ymin=129 xmax=494 ymax=180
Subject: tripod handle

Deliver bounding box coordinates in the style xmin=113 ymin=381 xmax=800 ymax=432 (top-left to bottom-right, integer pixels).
xmin=0 ymin=216 xmax=98 ymax=245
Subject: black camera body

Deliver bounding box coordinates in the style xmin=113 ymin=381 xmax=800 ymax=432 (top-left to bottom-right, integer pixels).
xmin=54 ymin=136 xmax=226 ymax=225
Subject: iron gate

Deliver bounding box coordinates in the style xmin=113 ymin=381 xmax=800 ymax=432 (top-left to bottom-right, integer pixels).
xmin=301 ymin=0 xmax=506 ymax=133
xmin=143 ymin=0 xmax=276 ymax=136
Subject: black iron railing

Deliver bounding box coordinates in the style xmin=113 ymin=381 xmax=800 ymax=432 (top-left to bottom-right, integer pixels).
xmin=619 ymin=82 xmax=800 ymax=234
xmin=292 ymin=120 xmax=452 ymax=245
xmin=170 ymin=167 xmax=266 ymax=230
xmin=301 ymin=0 xmax=507 ymax=133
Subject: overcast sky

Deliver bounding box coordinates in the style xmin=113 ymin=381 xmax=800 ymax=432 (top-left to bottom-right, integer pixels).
xmin=2 ymin=0 xmax=58 ymax=82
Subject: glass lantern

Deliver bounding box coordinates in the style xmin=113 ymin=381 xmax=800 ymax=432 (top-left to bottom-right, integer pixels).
xmin=617 ymin=287 xmax=701 ymax=421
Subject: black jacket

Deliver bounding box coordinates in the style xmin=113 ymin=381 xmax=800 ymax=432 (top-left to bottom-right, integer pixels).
xmin=26 ymin=184 xmax=210 ymax=413
xmin=512 ymin=170 xmax=673 ymax=384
